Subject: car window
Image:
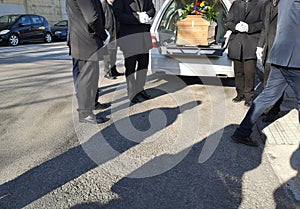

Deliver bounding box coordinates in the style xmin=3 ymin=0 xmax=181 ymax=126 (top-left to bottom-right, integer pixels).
xmin=54 ymin=20 xmax=68 ymax=27
xmin=158 ymin=0 xmax=227 ymax=45
xmin=0 ymin=15 xmax=20 ymax=24
xmin=31 ymin=15 xmax=42 ymax=24
xmin=18 ymin=16 xmax=32 ymax=26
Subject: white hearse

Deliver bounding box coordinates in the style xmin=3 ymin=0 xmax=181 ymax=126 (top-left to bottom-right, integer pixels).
xmin=150 ymin=0 xmax=234 ymax=78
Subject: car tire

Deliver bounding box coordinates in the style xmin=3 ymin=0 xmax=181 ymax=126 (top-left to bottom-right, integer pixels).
xmin=45 ymin=32 xmax=52 ymax=43
xmin=8 ymin=34 xmax=19 ymax=46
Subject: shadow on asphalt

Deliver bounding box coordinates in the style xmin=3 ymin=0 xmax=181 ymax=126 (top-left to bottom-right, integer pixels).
xmin=0 ymin=70 xmax=297 ymax=208
xmin=0 ymin=121 xmax=296 ymax=208
xmin=92 ymin=124 xmax=265 ymax=209
xmin=0 ymin=100 xmax=199 ymax=208
xmin=273 ymin=147 xmax=300 ymax=208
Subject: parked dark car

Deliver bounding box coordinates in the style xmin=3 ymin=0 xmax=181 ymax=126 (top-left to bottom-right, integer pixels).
xmin=51 ymin=20 xmax=68 ymax=41
xmin=0 ymin=14 xmax=52 ymax=46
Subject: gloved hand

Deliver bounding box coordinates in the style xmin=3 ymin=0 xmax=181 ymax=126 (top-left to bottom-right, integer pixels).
xmin=239 ymin=21 xmax=249 ymax=32
xmin=256 ymin=47 xmax=263 ymax=60
xmin=137 ymin=12 xmax=151 ymax=24
xmin=103 ymin=29 xmax=110 ymax=47
xmin=235 ymin=22 xmax=243 ymax=32
xmin=235 ymin=21 xmax=248 ymax=32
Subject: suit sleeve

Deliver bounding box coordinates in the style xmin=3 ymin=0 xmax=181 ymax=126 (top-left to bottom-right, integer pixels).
xmin=258 ymin=2 xmax=267 ymax=48
xmin=225 ymin=2 xmax=238 ymax=33
xmin=77 ymin=0 xmax=107 ymax=40
xmin=102 ymin=2 xmax=110 ymax=29
xmin=145 ymin=2 xmax=156 ymax=18
xmin=246 ymin=2 xmax=264 ymax=34
xmin=113 ymin=0 xmax=140 ymax=24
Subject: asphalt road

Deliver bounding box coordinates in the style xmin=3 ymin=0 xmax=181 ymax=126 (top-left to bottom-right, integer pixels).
xmin=0 ymin=42 xmax=298 ymax=209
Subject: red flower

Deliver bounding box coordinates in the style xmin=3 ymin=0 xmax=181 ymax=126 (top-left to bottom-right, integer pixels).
xmin=194 ymin=0 xmax=201 ymax=10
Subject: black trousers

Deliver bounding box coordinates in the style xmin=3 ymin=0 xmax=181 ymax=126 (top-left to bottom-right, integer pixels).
xmin=103 ymin=48 xmax=117 ymax=75
xmin=75 ymin=60 xmax=99 ymax=116
xmin=124 ymin=53 xmax=149 ymax=99
xmin=233 ymin=59 xmax=256 ymax=101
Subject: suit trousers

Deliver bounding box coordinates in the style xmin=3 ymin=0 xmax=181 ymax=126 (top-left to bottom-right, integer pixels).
xmin=124 ymin=53 xmax=149 ymax=99
xmin=234 ymin=65 xmax=300 ymax=137
xmin=233 ymin=59 xmax=256 ymax=101
xmin=103 ymin=49 xmax=117 ymax=75
xmin=264 ymin=62 xmax=284 ymax=116
xmin=72 ymin=58 xmax=80 ymax=93
xmin=75 ymin=60 xmax=99 ymax=116
xmin=73 ymin=58 xmax=100 ymax=107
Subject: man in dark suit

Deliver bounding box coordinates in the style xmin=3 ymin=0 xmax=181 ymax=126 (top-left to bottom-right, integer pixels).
xmin=67 ymin=0 xmax=110 ymax=124
xmin=101 ymin=0 xmax=123 ymax=79
xmin=226 ymin=0 xmax=264 ymax=107
xmin=256 ymin=0 xmax=283 ymax=122
xmin=113 ymin=0 xmax=155 ymax=104
xmin=232 ymin=0 xmax=300 ymax=146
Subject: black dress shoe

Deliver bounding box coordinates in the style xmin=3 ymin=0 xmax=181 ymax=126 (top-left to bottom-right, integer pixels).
xmin=104 ymin=74 xmax=117 ymax=80
xmin=231 ymin=134 xmax=259 ymax=147
xmin=79 ymin=114 xmax=108 ymax=124
xmin=244 ymin=100 xmax=252 ymax=107
xmin=130 ymin=95 xmax=141 ymax=104
xmin=232 ymin=96 xmax=244 ymax=103
xmin=138 ymin=90 xmax=151 ymax=100
xmin=95 ymin=102 xmax=110 ymax=110
xmin=111 ymin=71 xmax=124 ymax=77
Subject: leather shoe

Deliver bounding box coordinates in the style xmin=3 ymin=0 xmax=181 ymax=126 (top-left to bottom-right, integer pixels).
xmin=130 ymin=95 xmax=141 ymax=104
xmin=104 ymin=74 xmax=117 ymax=80
xmin=138 ymin=90 xmax=151 ymax=100
xmin=232 ymin=96 xmax=244 ymax=103
xmin=95 ymin=102 xmax=110 ymax=110
xmin=79 ymin=114 xmax=108 ymax=124
xmin=111 ymin=71 xmax=124 ymax=77
xmin=244 ymin=100 xmax=252 ymax=107
xmin=231 ymin=134 xmax=259 ymax=147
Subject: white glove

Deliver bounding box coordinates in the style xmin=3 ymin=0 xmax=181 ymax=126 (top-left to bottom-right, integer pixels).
xmin=235 ymin=21 xmax=248 ymax=32
xmin=256 ymin=47 xmax=263 ymax=60
xmin=137 ymin=12 xmax=151 ymax=24
xmin=240 ymin=21 xmax=249 ymax=32
xmin=235 ymin=22 xmax=243 ymax=32
xmin=103 ymin=29 xmax=110 ymax=47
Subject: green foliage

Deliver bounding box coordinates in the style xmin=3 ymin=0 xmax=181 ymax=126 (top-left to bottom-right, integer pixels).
xmin=180 ymin=1 xmax=218 ymax=22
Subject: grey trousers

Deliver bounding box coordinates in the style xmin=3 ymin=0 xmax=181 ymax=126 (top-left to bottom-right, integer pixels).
xmin=75 ymin=60 xmax=99 ymax=116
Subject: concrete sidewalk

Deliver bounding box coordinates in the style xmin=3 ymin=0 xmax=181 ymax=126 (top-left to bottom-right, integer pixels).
xmin=260 ymin=92 xmax=300 ymax=205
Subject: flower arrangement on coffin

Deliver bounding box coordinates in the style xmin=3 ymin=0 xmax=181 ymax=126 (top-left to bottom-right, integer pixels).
xmin=180 ymin=0 xmax=218 ymax=22
xmin=176 ymin=0 xmax=218 ymax=46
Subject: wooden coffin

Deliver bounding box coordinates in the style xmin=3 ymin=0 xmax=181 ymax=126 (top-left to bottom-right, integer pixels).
xmin=176 ymin=15 xmax=216 ymax=46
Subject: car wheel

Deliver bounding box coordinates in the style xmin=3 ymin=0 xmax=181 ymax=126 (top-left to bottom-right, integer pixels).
xmin=8 ymin=34 xmax=19 ymax=46
xmin=45 ymin=32 xmax=52 ymax=43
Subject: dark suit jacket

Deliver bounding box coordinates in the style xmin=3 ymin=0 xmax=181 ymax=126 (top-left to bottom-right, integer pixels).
xmin=268 ymin=0 xmax=300 ymax=68
xmin=113 ymin=0 xmax=155 ymax=55
xmin=101 ymin=0 xmax=118 ymax=49
xmin=226 ymin=0 xmax=264 ymax=60
xmin=258 ymin=0 xmax=278 ymax=66
xmin=66 ymin=0 xmax=107 ymax=61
